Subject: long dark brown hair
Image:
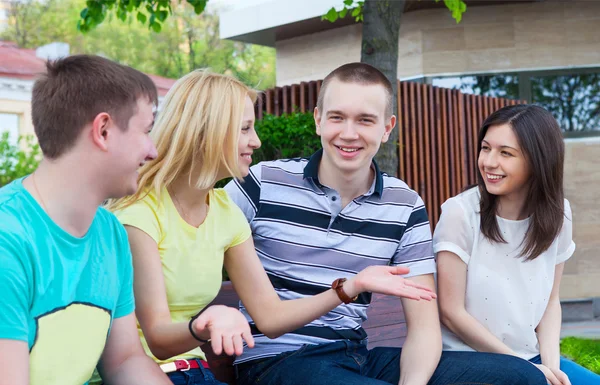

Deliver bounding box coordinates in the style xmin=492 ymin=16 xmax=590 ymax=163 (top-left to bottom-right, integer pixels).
xmin=477 ymin=104 xmax=565 ymax=261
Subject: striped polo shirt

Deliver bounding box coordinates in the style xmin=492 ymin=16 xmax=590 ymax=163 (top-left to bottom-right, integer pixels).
xmin=224 ymin=150 xmax=435 ymax=364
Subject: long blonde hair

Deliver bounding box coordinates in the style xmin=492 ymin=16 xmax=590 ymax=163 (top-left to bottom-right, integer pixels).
xmin=108 ymin=69 xmax=257 ymax=211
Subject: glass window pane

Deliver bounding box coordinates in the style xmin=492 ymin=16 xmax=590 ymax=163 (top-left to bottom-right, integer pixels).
xmin=531 ymin=73 xmax=600 ymax=132
xmin=432 ymin=74 xmax=519 ymax=99
xmin=0 ymin=113 xmax=20 ymax=145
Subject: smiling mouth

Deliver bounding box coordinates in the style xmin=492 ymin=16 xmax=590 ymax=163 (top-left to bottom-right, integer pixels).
xmin=335 ymin=145 xmax=362 ymax=153
xmin=240 ymin=153 xmax=252 ymax=161
xmin=486 ymin=173 xmax=505 ymax=180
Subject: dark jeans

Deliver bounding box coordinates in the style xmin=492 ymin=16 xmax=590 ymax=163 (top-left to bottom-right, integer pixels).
xmin=236 ymin=341 xmax=547 ymax=385
xmin=167 ymin=360 xmax=227 ymax=385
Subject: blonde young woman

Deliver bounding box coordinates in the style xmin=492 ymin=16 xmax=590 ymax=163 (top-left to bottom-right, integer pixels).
xmin=108 ymin=70 xmax=436 ymax=385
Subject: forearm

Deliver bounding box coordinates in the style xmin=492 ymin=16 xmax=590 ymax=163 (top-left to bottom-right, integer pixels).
xmin=101 ymin=354 xmax=171 ymax=385
xmin=144 ymin=320 xmax=206 ymax=361
xmin=536 ymin=298 xmax=562 ymax=370
xmin=441 ymin=309 xmax=516 ymax=356
xmin=253 ymin=288 xmax=343 ymax=338
xmin=398 ymin=328 xmax=441 ymax=385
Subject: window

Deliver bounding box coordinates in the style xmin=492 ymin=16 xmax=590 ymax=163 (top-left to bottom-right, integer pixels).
xmin=429 ymin=68 xmax=600 ymax=134
xmin=431 ymin=74 xmax=519 ymax=100
xmin=531 ymin=73 xmax=600 ymax=132
xmin=0 ymin=113 xmax=20 ymax=145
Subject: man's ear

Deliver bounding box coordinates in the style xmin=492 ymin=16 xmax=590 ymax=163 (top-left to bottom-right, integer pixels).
xmin=91 ymin=112 xmax=112 ymax=152
xmin=314 ymin=107 xmax=322 ymax=136
xmin=381 ymin=115 xmax=397 ymax=143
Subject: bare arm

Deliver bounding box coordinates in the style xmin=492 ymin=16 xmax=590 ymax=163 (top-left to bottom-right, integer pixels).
xmin=224 ymin=238 xmax=435 ymax=339
xmin=536 ymin=263 xmax=564 ymax=371
xmin=0 ymin=340 xmax=28 ymax=385
xmin=126 ymin=226 xmax=252 ymax=360
xmin=97 ymin=313 xmax=171 ymax=385
xmin=437 ymin=251 xmax=516 ymax=356
xmin=126 ymin=226 xmax=206 ymax=360
xmin=397 ymin=274 xmax=441 ymax=385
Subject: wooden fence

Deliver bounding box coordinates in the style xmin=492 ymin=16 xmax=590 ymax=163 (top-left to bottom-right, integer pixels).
xmin=255 ymin=80 xmax=522 ymax=225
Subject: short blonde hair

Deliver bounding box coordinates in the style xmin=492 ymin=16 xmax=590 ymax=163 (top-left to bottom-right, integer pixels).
xmin=109 ymin=69 xmax=256 ymax=211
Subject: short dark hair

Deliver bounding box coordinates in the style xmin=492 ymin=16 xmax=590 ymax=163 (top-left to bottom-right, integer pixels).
xmin=32 ymin=54 xmax=158 ymax=159
xmin=316 ymin=62 xmax=394 ymax=118
xmin=477 ymin=104 xmax=566 ymax=260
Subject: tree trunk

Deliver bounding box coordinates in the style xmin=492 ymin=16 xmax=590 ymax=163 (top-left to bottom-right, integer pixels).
xmin=360 ymin=0 xmax=404 ymax=176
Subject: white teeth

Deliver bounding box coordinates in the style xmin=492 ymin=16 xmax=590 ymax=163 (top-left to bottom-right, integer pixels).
xmin=340 ymin=147 xmax=358 ymax=152
xmin=487 ymin=174 xmax=504 ymax=180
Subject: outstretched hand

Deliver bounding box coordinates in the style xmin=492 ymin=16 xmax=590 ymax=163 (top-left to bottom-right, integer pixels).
xmin=192 ymin=305 xmax=255 ymax=356
xmin=348 ymin=265 xmax=437 ymax=301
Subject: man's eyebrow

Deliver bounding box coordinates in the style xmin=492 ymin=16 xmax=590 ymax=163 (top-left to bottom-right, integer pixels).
xmin=326 ymin=110 xmax=345 ymax=116
xmin=357 ymin=113 xmax=378 ymax=119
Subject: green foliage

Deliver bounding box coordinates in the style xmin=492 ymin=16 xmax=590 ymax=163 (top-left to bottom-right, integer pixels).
xmin=560 ymin=337 xmax=600 ymax=374
xmin=77 ymin=0 xmax=208 ymax=33
xmin=322 ymin=0 xmax=364 ymax=23
xmin=253 ymin=112 xmax=321 ymax=164
xmin=0 ymin=0 xmax=276 ymax=89
xmin=322 ymin=0 xmax=467 ymax=24
xmin=0 ymin=134 xmax=42 ymax=187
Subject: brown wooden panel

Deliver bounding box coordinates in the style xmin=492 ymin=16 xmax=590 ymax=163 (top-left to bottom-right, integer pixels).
xmin=307 ymin=81 xmax=317 ymax=111
xmin=397 ymin=80 xmax=406 ymax=180
xmin=420 ymin=84 xmax=433 ymax=224
xmin=291 ymin=85 xmax=299 ymax=113
xmin=265 ymin=89 xmax=273 ymax=115
xmin=299 ymin=82 xmax=307 ymax=112
xmin=409 ymin=82 xmax=418 ymax=191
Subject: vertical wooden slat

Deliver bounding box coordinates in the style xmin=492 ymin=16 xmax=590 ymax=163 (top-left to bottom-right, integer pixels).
xmin=397 ymin=80 xmax=405 ymax=180
xmin=402 ymin=82 xmax=412 ymax=184
xmin=413 ymin=83 xmax=429 ymax=197
xmin=420 ymin=84 xmax=433 ymax=225
xmin=409 ymin=83 xmax=418 ymax=191
xmin=291 ymin=84 xmax=299 ymax=113
xmin=282 ymin=86 xmax=290 ymax=115
xmin=300 ymin=82 xmax=307 ymax=112
xmin=265 ymin=89 xmax=273 ymax=115
xmin=428 ymin=84 xmax=439 ymax=224
xmin=307 ymin=81 xmax=316 ymax=111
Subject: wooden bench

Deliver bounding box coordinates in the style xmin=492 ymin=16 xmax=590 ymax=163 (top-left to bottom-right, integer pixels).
xmin=204 ymin=282 xmax=407 ymax=385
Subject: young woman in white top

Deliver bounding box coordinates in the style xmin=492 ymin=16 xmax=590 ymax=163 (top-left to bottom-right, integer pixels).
xmin=434 ymin=104 xmax=600 ymax=385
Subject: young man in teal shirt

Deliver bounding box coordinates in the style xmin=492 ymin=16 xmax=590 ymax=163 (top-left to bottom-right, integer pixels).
xmin=0 ymin=55 xmax=171 ymax=385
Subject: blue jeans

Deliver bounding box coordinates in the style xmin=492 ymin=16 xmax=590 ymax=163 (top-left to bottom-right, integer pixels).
xmin=236 ymin=341 xmax=546 ymax=385
xmin=167 ymin=360 xmax=227 ymax=385
xmin=529 ymin=355 xmax=600 ymax=384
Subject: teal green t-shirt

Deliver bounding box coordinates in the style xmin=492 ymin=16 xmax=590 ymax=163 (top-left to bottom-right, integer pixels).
xmin=0 ymin=178 xmax=135 ymax=385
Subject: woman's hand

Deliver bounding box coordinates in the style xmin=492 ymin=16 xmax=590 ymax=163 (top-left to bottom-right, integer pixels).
xmin=534 ymin=364 xmax=571 ymax=385
xmin=192 ymin=305 xmax=255 ymax=356
xmin=346 ymin=265 xmax=437 ymax=301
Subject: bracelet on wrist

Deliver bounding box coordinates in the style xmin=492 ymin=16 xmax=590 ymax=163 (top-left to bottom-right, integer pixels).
xmin=188 ymin=307 xmax=210 ymax=343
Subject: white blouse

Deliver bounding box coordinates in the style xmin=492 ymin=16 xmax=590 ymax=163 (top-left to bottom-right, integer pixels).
xmin=433 ymin=187 xmax=575 ymax=360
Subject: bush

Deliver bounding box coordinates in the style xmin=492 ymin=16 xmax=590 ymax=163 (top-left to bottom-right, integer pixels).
xmin=253 ymin=112 xmax=321 ymax=163
xmin=0 ymin=133 xmax=41 ymax=187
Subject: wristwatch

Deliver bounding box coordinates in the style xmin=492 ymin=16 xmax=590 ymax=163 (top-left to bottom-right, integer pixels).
xmin=331 ymin=278 xmax=358 ymax=304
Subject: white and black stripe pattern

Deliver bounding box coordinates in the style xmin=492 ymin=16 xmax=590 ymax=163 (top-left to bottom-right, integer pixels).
xmin=225 ymin=150 xmax=435 ymax=364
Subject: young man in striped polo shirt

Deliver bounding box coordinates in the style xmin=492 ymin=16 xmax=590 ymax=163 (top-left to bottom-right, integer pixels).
xmin=225 ymin=63 xmax=546 ymax=385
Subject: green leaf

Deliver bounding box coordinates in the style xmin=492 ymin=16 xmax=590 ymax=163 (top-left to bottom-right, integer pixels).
xmin=156 ymin=10 xmax=168 ymax=21
xmin=323 ymin=7 xmax=338 ymax=22
xmin=151 ymin=21 xmax=162 ymax=32
xmin=343 ymin=0 xmax=353 ymax=6
xmin=339 ymin=8 xmax=348 ymax=18
xmin=351 ymin=7 xmax=360 ymax=17
xmin=136 ymin=11 xmax=147 ymax=23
